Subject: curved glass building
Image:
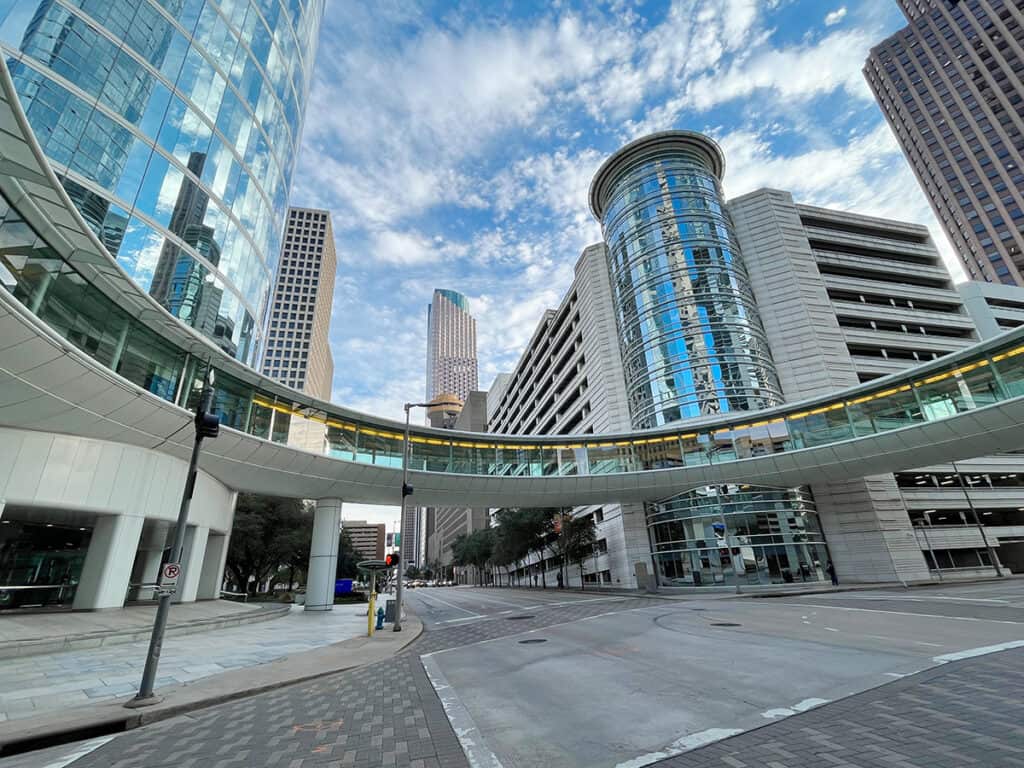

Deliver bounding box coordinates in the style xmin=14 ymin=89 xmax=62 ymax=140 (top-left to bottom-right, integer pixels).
xmin=0 ymin=0 xmax=324 ymax=365
xmin=590 ymin=131 xmax=783 ymax=429
xmin=590 ymin=131 xmax=828 ymax=587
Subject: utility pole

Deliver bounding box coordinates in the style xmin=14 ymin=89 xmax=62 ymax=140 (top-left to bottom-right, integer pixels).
xmin=127 ymin=368 xmax=219 ymax=707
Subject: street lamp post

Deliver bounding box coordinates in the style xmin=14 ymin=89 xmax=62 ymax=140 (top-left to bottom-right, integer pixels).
xmin=127 ymin=368 xmax=219 ymax=707
xmin=394 ymin=399 xmax=460 ymax=632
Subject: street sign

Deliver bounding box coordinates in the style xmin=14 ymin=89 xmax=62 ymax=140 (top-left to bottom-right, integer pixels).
xmin=161 ymin=562 xmax=181 ymax=586
xmin=394 ymin=533 xmax=401 ymax=546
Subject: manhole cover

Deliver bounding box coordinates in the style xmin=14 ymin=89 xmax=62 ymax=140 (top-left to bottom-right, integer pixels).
xmin=519 ymin=638 xmax=547 ymax=644
xmin=711 ymin=622 xmax=741 ymax=627
xmin=506 ymin=615 xmax=535 ymax=620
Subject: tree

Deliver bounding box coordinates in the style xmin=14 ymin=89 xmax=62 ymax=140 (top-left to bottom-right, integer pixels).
xmin=563 ymin=514 xmax=598 ymax=589
xmin=336 ymin=528 xmax=361 ymax=578
xmin=451 ymin=529 xmax=495 ymax=586
xmin=226 ymin=494 xmax=309 ymax=594
xmin=405 ymin=565 xmax=422 ymax=580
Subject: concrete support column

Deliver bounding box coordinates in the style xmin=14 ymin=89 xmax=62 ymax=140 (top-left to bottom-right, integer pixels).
xmin=174 ymin=525 xmax=209 ymax=604
xmin=73 ymin=514 xmax=145 ymax=610
xmin=128 ymin=522 xmax=169 ymax=600
xmin=197 ymin=532 xmax=229 ymax=600
xmin=305 ymin=498 xmax=342 ymax=611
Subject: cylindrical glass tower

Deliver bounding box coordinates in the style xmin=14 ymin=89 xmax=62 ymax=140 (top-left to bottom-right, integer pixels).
xmin=590 ymin=131 xmax=829 ymax=587
xmin=0 ymin=0 xmax=324 ymax=366
xmin=590 ymin=131 xmax=782 ymax=429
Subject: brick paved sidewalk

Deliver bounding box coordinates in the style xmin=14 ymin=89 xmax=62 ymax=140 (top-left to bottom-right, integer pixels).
xmin=655 ymin=647 xmax=1024 ymax=768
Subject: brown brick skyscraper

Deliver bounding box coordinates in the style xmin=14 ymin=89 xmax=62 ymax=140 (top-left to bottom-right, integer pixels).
xmin=865 ymin=0 xmax=1024 ymax=284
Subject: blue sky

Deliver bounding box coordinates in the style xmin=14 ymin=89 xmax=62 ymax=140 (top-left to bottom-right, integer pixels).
xmin=290 ymin=0 xmax=946 ymax=436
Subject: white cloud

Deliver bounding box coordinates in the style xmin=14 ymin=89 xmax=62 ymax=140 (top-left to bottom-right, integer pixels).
xmin=687 ymin=28 xmax=877 ymax=111
xmin=825 ymin=7 xmax=848 ymax=26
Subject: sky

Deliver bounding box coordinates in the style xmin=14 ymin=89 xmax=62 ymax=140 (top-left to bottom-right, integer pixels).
xmin=289 ymin=0 xmax=945 ymax=526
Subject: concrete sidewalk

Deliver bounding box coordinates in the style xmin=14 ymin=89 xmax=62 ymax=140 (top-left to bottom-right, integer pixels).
xmin=0 ymin=599 xmax=286 ymax=659
xmin=0 ymin=609 xmax=422 ymax=756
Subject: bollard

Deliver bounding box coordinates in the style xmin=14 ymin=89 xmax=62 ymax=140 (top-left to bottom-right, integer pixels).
xmin=376 ymin=605 xmax=385 ymax=630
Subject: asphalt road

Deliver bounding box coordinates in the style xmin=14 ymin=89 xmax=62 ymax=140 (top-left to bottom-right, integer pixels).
xmin=402 ymin=584 xmax=630 ymax=629
xmin=421 ymin=581 xmax=1024 ymax=768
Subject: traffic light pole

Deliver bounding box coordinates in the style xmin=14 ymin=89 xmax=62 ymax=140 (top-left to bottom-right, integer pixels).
xmin=393 ymin=403 xmax=413 ymax=632
xmin=127 ymin=373 xmax=219 ymax=707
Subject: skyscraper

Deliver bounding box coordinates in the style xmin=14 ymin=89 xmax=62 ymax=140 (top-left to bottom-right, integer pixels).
xmin=261 ymin=207 xmax=336 ymax=401
xmin=426 ymin=289 xmax=478 ymax=404
xmin=589 ymin=131 xmax=827 ymax=586
xmin=865 ymin=0 xmax=1024 ymax=285
xmin=0 ymin=0 xmax=324 ymax=364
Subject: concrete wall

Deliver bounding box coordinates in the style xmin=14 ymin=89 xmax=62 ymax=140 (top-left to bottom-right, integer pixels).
xmin=729 ymin=189 xmax=932 ymax=583
xmin=0 ymin=427 xmax=236 ymax=608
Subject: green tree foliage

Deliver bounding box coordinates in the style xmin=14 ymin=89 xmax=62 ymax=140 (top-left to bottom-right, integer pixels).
xmin=451 ymin=529 xmax=495 ymax=585
xmin=563 ymin=514 xmax=598 ymax=589
xmin=336 ymin=527 xmax=361 ymax=579
xmin=226 ymin=494 xmax=310 ymax=594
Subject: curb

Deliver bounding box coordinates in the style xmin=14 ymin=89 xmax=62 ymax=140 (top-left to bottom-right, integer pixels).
xmin=0 ymin=614 xmax=424 ymax=758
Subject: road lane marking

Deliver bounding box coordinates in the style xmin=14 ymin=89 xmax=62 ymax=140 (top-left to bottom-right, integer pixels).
xmin=933 ymin=639 xmax=1024 ymax=662
xmin=415 ymin=593 xmax=486 ymax=618
xmin=761 ymin=698 xmax=830 ymax=719
xmin=39 ymin=735 xmax=117 ymax=768
xmin=613 ymin=728 xmax=744 ymax=768
xmin=779 ymin=603 xmax=1024 ymax=625
xmin=422 ymin=655 xmax=505 ymax=768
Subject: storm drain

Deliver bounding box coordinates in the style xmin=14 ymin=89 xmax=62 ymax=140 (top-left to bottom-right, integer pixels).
xmin=690 ymin=608 xmax=707 ymax=611
xmin=710 ymin=622 xmax=741 ymax=627
xmin=519 ymin=638 xmax=547 ymax=644
xmin=506 ymin=615 xmax=535 ymax=620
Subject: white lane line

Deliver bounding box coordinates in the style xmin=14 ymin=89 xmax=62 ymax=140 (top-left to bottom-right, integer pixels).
xmin=613 ymin=728 xmax=744 ymax=768
xmin=415 ymin=593 xmax=486 ymax=618
xmin=453 ymin=592 xmax=529 ymax=608
xmin=914 ymin=641 xmax=943 ymax=648
xmin=761 ymin=698 xmax=830 ymax=719
xmin=438 ymin=616 xmax=482 ymax=625
xmin=422 ymin=655 xmax=505 ymax=768
xmin=933 ymin=639 xmax=1024 ymax=663
xmin=779 ymin=603 xmax=1024 ymax=625
xmin=40 ymin=735 xmax=117 ymax=768
xmin=824 ymin=627 xmax=839 ymax=632
xmin=811 ymin=594 xmax=1011 ymax=605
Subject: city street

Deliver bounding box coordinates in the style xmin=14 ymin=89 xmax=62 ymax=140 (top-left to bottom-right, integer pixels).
xmin=3 ymin=581 xmax=1021 ymax=768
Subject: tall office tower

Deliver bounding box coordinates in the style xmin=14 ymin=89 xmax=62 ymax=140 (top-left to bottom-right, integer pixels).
xmin=865 ymin=1 xmax=1024 ymax=285
xmin=729 ymin=189 xmax=1023 ymax=577
xmin=0 ymin=0 xmax=325 ymax=364
xmin=261 ymin=207 xmax=335 ymax=400
xmin=424 ymin=391 xmax=492 ymax=577
xmin=426 ymin=289 xmax=478 ymax=403
xmin=589 ymin=131 xmax=828 ymax=588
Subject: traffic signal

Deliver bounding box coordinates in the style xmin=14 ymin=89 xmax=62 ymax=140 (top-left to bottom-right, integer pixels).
xmin=386 ymin=552 xmax=401 ymax=568
xmin=195 ymin=407 xmax=220 ymax=439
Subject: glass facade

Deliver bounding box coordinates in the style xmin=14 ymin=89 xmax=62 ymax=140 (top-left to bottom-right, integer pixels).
xmin=649 ymin=486 xmax=829 ymax=587
xmin=594 ymin=134 xmax=782 ymax=429
xmin=0 ymin=0 xmax=324 ymax=365
xmin=590 ymin=131 xmax=820 ymax=586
